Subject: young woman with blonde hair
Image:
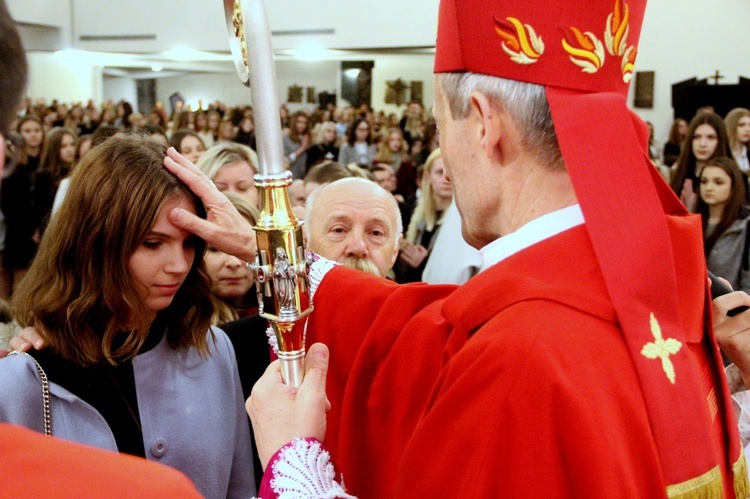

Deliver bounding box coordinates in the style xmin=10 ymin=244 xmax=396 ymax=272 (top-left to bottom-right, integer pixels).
xmin=196 ymin=141 xmax=259 ymax=207
xmin=206 ymin=191 xmax=259 ymax=325
xmin=305 ymin=121 xmax=339 ymax=170
xmin=725 ymin=108 xmax=750 ymax=173
xmin=395 ymin=148 xmax=452 ymax=283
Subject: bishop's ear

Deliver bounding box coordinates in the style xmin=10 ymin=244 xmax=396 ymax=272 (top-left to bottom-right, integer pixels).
xmin=469 ymin=91 xmax=503 ymax=159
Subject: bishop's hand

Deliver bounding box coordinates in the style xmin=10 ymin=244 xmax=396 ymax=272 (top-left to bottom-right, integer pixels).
xmin=163 ymin=147 xmax=256 ymax=262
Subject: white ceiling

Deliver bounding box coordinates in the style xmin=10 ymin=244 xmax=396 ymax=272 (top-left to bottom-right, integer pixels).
xmin=9 ymin=0 xmax=439 ymax=77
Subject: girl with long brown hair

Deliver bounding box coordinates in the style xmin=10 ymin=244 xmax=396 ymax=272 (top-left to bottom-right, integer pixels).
xmin=670 ymin=112 xmax=729 ymax=210
xmin=282 ymin=110 xmax=311 ymax=179
xmin=697 ymin=156 xmax=750 ymax=293
xmin=0 ymin=135 xmax=255 ymax=497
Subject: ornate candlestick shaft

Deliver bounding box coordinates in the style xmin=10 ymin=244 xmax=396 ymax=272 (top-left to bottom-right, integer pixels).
xmin=224 ymin=0 xmax=312 ymax=387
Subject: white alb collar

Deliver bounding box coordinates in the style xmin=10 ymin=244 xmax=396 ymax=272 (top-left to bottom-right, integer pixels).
xmin=478 ymin=204 xmax=584 ymax=273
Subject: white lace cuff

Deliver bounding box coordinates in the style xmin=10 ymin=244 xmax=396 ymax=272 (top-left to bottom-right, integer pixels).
xmin=727 ymin=364 xmax=750 ymax=447
xmin=726 ymin=364 xmax=746 ymax=394
xmin=266 ymin=325 xmax=279 ymax=355
xmin=308 ymin=255 xmax=338 ymax=300
xmin=268 ymin=438 xmax=355 ymax=499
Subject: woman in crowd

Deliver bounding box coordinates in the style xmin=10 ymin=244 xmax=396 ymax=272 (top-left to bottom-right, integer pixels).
xmin=376 ymin=126 xmax=418 ymax=204
xmin=374 ymin=127 xmax=411 ymax=173
xmin=395 ymin=149 xmax=451 ymax=283
xmin=197 ymin=141 xmax=259 ymax=207
xmin=65 ymin=104 xmax=83 ymax=135
xmin=669 ymin=112 xmax=729 ymax=211
xmin=41 ymin=107 xmax=58 ymax=131
xmin=401 ymin=101 xmax=425 ymax=147
xmin=34 ymin=127 xmax=78 ymax=232
xmin=78 ymin=106 xmax=99 ymax=135
xmin=206 ymin=191 xmax=259 ymax=325
xmin=113 ymin=100 xmax=133 ymax=129
xmin=207 ymin=110 xmax=222 ymax=144
xmin=76 ymin=133 xmax=93 ymax=160
xmin=127 ymin=112 xmax=146 ymax=129
xmin=309 ymin=108 xmax=331 ymax=130
xmin=37 ymin=127 xmax=77 ymax=185
xmin=725 ymin=108 xmax=750 ymax=173
xmin=150 ymin=101 xmax=168 ymax=129
xmin=169 ymin=129 xmax=207 ymax=165
xmin=16 ymin=115 xmax=44 ymax=170
xmin=52 ymin=133 xmax=93 ymax=214
xmin=279 ymin=104 xmax=290 ymax=130
xmin=99 ymin=106 xmax=116 ymax=127
xmin=282 ymin=111 xmax=311 ymax=179
xmin=334 ymin=106 xmax=354 ymax=138
xmin=171 ymin=110 xmax=190 ymax=135
xmin=218 ymin=120 xmax=237 ymax=142
xmin=235 ymin=116 xmax=256 ymax=150
xmin=305 ymin=121 xmax=339 ymax=170
xmin=339 ymin=117 xmax=377 ymax=167
xmin=697 ymin=156 xmax=750 ymax=293
xmin=0 ymin=136 xmax=256 ymax=498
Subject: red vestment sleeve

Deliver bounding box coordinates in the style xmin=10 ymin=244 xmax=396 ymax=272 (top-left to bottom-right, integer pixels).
xmin=306 ymin=266 xmax=458 ymax=473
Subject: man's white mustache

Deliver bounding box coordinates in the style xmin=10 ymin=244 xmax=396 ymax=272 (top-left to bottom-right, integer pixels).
xmin=339 ymin=256 xmax=380 ymax=276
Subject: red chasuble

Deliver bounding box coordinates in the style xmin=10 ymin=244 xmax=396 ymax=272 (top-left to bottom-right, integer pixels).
xmin=307 ymin=221 xmax=739 ymax=498
xmin=0 ymin=424 xmax=202 ymax=498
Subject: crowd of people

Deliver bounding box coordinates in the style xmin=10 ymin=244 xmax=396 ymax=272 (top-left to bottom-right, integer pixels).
xmin=662 ymin=107 xmax=750 ymax=293
xmin=4 ymin=0 xmax=750 ymax=497
xmin=0 ymin=88 xmax=454 ymax=315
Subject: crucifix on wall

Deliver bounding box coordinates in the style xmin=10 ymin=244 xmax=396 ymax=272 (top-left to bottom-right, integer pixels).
xmin=708 ymin=70 xmax=724 ymax=85
xmin=385 ymin=78 xmax=409 ymax=106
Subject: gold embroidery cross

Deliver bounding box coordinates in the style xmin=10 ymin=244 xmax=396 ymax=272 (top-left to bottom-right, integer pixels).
xmin=640 ymin=313 xmax=682 ymax=384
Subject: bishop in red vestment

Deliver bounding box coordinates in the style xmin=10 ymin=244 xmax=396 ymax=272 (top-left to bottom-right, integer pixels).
xmin=303 ymin=212 xmax=739 ymax=497
xmin=154 ymin=0 xmax=750 ymax=496
xmin=248 ymin=0 xmax=749 ymax=496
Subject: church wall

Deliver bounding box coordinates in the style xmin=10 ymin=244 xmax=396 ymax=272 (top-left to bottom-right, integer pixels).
xmin=633 ymin=0 xmax=750 ymax=147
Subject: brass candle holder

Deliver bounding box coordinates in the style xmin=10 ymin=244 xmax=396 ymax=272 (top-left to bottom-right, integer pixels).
xmin=223 ymin=0 xmax=313 ymax=387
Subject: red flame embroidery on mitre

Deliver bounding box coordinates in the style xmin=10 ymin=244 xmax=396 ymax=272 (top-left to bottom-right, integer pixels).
xmin=562 ymin=26 xmax=605 ymax=73
xmin=494 ymin=17 xmax=544 ymax=65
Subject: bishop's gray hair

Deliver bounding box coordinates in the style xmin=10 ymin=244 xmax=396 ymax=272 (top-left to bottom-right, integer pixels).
xmin=438 ymin=72 xmax=565 ymax=171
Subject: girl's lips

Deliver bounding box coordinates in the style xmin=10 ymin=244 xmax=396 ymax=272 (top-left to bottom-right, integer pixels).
xmin=220 ymin=277 xmax=246 ymax=283
xmin=154 ymin=284 xmax=181 ymax=294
